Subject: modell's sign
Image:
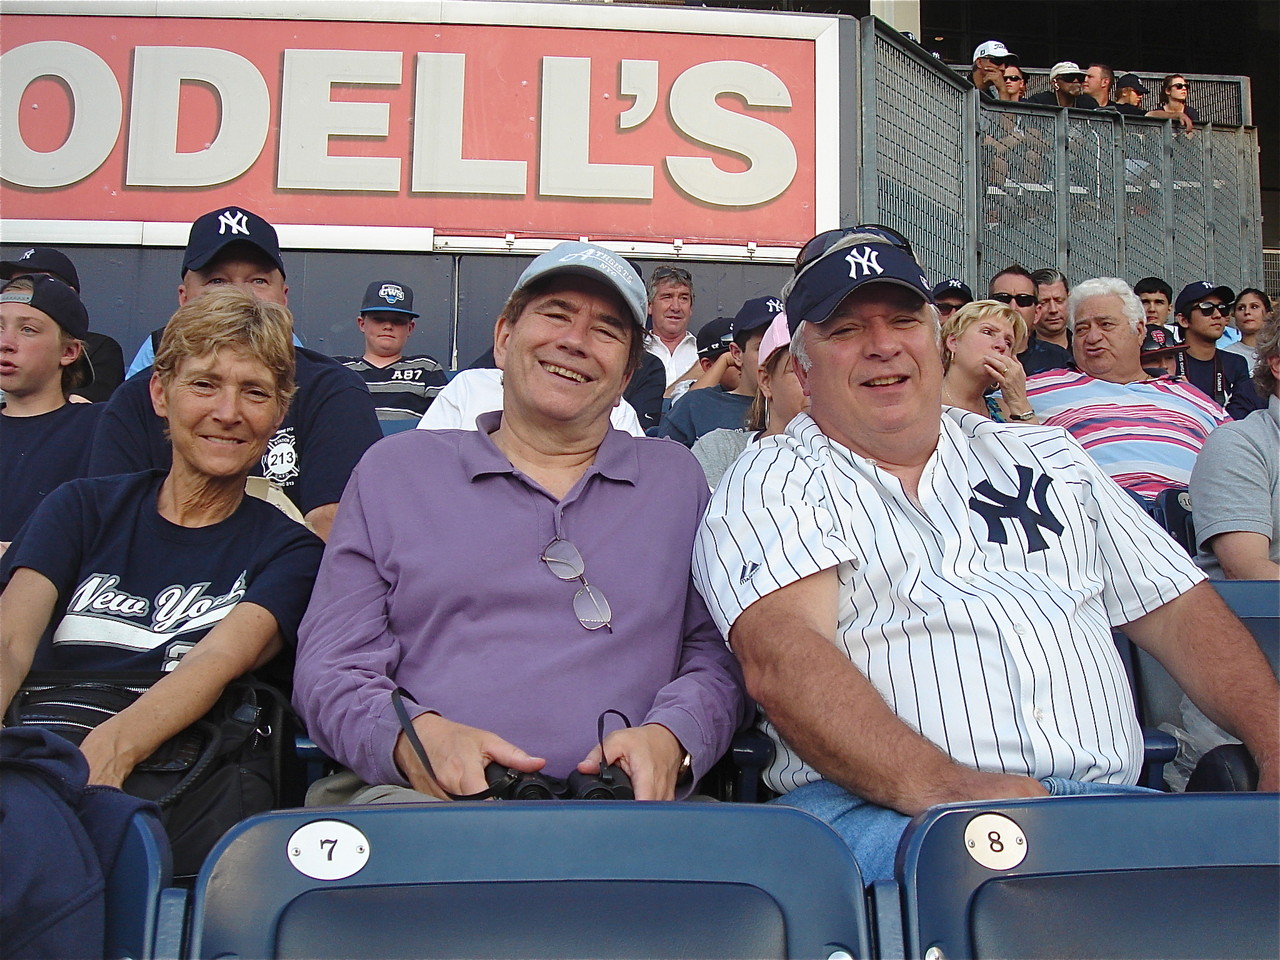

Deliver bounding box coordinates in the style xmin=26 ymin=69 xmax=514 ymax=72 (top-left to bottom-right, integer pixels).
xmin=0 ymin=9 xmax=827 ymax=246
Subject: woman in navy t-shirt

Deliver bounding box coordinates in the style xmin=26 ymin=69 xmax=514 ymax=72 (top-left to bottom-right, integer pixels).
xmin=0 ymin=288 xmax=322 ymax=789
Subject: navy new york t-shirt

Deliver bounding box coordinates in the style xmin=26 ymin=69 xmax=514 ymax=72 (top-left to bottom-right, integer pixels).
xmin=1 ymin=470 xmax=324 ymax=672
xmin=87 ymin=347 xmax=381 ymax=515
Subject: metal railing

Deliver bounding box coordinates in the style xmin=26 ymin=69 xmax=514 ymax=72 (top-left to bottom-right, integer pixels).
xmin=852 ymin=18 xmax=1264 ymax=295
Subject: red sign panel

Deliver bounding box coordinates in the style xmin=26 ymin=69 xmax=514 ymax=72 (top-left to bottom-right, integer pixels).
xmin=1 ymin=14 xmax=819 ymax=246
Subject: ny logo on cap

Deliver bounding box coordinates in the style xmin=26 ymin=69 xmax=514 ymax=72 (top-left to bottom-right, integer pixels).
xmin=846 ymin=247 xmax=884 ymax=279
xmin=947 ymin=279 xmax=964 ymax=288
xmin=217 ymin=210 xmax=250 ymax=236
xmin=379 ymin=283 xmax=405 ymax=304
xmin=19 ymin=249 xmax=34 ymax=260
xmin=766 ymin=298 xmax=783 ymax=312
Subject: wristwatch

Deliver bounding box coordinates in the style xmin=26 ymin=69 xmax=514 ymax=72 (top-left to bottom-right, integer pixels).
xmin=1009 ymin=410 xmax=1036 ymax=421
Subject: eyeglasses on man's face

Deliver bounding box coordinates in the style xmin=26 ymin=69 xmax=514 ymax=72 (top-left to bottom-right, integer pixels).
xmin=992 ymin=292 xmax=1037 ymax=308
xmin=1192 ymin=301 xmax=1230 ymax=317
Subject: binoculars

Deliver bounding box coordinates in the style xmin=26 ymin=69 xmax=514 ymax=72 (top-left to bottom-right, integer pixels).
xmin=484 ymin=761 xmax=634 ymax=800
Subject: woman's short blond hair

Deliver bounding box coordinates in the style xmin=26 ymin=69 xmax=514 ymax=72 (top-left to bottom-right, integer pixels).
xmin=940 ymin=299 xmax=1028 ymax=372
xmin=154 ymin=288 xmax=297 ymax=412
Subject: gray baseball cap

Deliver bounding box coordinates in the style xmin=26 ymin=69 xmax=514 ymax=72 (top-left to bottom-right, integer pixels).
xmin=514 ymin=242 xmax=647 ymax=329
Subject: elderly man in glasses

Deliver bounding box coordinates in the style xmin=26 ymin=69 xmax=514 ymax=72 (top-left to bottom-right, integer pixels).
xmin=294 ymin=242 xmax=745 ymax=806
xmin=692 ymin=236 xmax=1278 ymax=885
xmin=1027 ymin=277 xmax=1230 ymax=501
xmin=1173 ymin=281 xmax=1264 ymax=419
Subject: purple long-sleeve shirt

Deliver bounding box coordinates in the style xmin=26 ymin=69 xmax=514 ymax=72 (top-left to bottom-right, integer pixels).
xmin=294 ymin=413 xmax=745 ymax=791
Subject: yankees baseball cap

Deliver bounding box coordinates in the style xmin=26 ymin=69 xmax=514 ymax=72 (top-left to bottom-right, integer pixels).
xmin=786 ymin=241 xmax=930 ymax=334
xmin=973 ymin=40 xmax=1017 ymax=64
xmin=514 ymin=241 xmax=647 ymax=329
xmin=732 ymin=296 xmax=785 ymax=339
xmin=696 ymin=315 xmax=735 ymax=358
xmin=1116 ymin=73 xmax=1150 ymax=95
xmin=360 ymin=280 xmax=418 ymax=318
xmin=930 ymin=278 xmax=974 ymax=304
xmin=0 ymin=247 xmax=80 ymax=292
xmin=182 ymin=207 xmax=287 ymax=279
xmin=1175 ymin=281 xmax=1235 ymax=316
xmin=1 ymin=274 xmax=90 ymax=339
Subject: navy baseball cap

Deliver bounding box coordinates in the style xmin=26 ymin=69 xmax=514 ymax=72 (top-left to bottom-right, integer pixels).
xmin=1175 ymin=280 xmax=1234 ymax=317
xmin=182 ymin=207 xmax=286 ymax=278
xmin=786 ymin=241 xmax=930 ymax=334
xmin=360 ymin=280 xmax=418 ymax=318
xmin=732 ymin=296 xmax=785 ymax=338
xmin=0 ymin=247 xmax=80 ymax=292
xmin=1 ymin=274 xmax=90 ymax=339
xmin=930 ymin=278 xmax=973 ymax=304
xmin=696 ymin=316 xmax=734 ymax=357
xmin=1116 ymin=73 xmax=1149 ymax=95
xmin=514 ymin=241 xmax=647 ymax=329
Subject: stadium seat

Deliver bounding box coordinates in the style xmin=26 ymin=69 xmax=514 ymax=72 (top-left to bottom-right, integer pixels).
xmin=379 ymin=418 xmax=418 ymax=436
xmin=896 ymin=793 xmax=1280 ymax=960
xmin=105 ymin=808 xmax=172 ymax=960
xmin=180 ymin=802 xmax=872 ymax=959
xmin=1152 ymin=487 xmax=1195 ymax=554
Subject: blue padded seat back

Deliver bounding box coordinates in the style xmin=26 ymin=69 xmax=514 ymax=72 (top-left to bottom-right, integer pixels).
xmin=970 ymin=865 xmax=1278 ymax=959
xmin=276 ymin=879 xmax=785 ymax=959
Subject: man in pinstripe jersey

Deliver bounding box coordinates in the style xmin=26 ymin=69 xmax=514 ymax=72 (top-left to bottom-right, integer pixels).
xmin=692 ymin=235 xmax=1278 ymax=884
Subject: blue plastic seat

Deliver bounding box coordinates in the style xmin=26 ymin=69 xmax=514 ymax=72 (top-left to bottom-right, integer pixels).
xmin=105 ymin=808 xmax=172 ymax=960
xmin=181 ymin=802 xmax=871 ymax=959
xmin=894 ymin=793 xmax=1279 ymax=959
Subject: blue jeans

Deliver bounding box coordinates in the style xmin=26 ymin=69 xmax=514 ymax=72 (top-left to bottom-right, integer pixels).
xmin=771 ymin=777 xmax=1157 ymax=884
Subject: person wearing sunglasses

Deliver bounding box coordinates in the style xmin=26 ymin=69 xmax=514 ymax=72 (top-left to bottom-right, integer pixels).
xmin=1156 ymin=74 xmax=1200 ymax=125
xmin=990 ymin=264 xmax=1072 ymax=376
xmin=1174 ymin=281 xmax=1264 ymax=418
xmin=930 ymin=278 xmax=973 ymax=319
xmin=692 ymin=240 xmax=1278 ymax=886
xmin=970 ymin=40 xmax=1018 ymax=100
xmin=1025 ymin=61 xmax=1099 ymax=109
xmin=294 ymin=241 xmax=745 ymax=807
xmin=1111 ymin=73 xmax=1151 ymax=117
xmin=998 ymin=67 xmax=1027 ymax=103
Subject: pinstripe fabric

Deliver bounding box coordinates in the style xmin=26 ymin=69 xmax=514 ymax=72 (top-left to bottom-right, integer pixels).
xmin=692 ymin=409 xmax=1203 ymax=795
xmin=1026 ymin=370 xmax=1229 ymax=499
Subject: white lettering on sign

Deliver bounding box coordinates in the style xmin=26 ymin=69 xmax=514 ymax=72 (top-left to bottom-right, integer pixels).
xmin=1 ymin=42 xmax=799 ymax=208
xmin=126 ymin=46 xmax=270 ymax=188
xmin=0 ymin=41 xmax=122 ymax=188
xmin=278 ymin=49 xmax=403 ymax=192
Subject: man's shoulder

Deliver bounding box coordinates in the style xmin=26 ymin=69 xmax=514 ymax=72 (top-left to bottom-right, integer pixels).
xmin=1027 ymin=368 xmax=1091 ymax=391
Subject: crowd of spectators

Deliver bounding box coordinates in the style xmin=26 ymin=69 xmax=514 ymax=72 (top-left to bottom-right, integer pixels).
xmin=1 ymin=204 xmax=1275 ymax=898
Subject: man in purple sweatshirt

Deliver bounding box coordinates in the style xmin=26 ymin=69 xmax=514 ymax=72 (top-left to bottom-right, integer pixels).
xmin=294 ymin=242 xmax=745 ymax=804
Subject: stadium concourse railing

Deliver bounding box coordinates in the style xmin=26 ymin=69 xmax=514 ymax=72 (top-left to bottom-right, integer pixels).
xmin=847 ymin=17 xmax=1264 ymax=296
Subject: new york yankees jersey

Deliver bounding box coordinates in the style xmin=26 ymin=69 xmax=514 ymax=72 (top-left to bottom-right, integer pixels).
xmin=692 ymin=409 xmax=1204 ymax=795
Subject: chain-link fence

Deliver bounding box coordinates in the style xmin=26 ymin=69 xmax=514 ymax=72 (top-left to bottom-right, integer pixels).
xmin=857 ymin=20 xmax=1264 ymax=295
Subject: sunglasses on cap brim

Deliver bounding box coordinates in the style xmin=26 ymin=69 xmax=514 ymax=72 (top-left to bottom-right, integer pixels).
xmin=795 ymin=225 xmax=915 ymax=275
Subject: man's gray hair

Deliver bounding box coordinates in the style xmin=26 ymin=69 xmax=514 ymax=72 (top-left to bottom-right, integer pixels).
xmin=1032 ymin=267 xmax=1068 ymax=291
xmin=1068 ymin=277 xmax=1144 ymax=334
